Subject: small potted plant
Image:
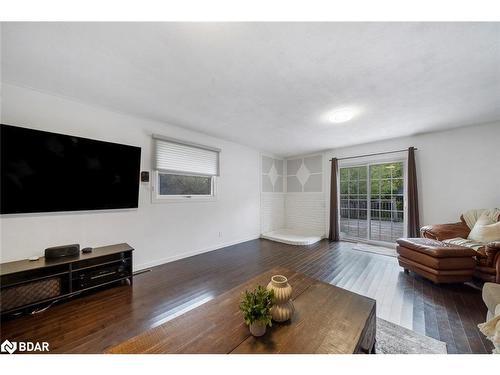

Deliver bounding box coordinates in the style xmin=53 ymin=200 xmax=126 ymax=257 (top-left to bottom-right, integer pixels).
xmin=239 ymin=285 xmax=274 ymax=337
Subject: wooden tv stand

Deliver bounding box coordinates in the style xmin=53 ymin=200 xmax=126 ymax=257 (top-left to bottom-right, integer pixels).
xmin=0 ymin=243 xmax=133 ymax=317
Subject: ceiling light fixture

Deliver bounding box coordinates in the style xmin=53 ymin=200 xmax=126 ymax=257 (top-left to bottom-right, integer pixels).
xmin=329 ymin=108 xmax=356 ymax=123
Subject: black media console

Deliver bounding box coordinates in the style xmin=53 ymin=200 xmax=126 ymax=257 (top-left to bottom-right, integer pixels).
xmin=0 ymin=243 xmax=133 ymax=317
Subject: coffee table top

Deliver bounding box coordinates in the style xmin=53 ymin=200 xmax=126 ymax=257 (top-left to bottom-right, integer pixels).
xmin=107 ymin=267 xmax=376 ymax=354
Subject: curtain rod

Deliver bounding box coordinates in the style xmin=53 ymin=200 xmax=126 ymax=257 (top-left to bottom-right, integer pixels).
xmin=329 ymin=148 xmax=417 ymax=162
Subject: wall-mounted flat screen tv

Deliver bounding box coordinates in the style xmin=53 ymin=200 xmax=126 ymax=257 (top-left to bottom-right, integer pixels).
xmin=1 ymin=124 xmax=141 ymax=214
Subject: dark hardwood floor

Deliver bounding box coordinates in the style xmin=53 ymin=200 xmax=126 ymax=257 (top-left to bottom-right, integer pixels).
xmin=0 ymin=239 xmax=492 ymax=354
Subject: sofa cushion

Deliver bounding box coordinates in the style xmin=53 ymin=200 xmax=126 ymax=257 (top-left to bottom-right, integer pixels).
xmin=462 ymin=208 xmax=500 ymax=229
xmin=443 ymin=237 xmax=484 ymax=251
xmin=468 ymin=214 xmax=500 ymax=243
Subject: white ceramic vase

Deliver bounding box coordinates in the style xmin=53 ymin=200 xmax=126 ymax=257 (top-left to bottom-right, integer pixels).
xmin=267 ymin=275 xmax=294 ymax=322
xmin=249 ymin=321 xmax=266 ymax=337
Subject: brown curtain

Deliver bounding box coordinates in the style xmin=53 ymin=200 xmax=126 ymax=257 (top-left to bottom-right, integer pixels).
xmin=329 ymin=158 xmax=340 ymax=241
xmin=407 ymin=147 xmax=420 ymax=237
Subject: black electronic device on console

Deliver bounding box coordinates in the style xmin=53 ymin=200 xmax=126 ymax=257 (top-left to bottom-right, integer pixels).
xmin=81 ymin=247 xmax=93 ymax=254
xmin=44 ymin=244 xmax=80 ymax=259
xmin=1 ymin=243 xmax=134 ymax=317
xmin=73 ymin=257 xmax=131 ymax=290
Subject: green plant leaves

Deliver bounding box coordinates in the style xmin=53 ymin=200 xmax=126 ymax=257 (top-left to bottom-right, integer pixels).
xmin=239 ymin=285 xmax=274 ymax=327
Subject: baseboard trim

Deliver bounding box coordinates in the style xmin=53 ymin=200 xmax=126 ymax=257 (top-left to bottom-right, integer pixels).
xmin=134 ymin=235 xmax=260 ymax=271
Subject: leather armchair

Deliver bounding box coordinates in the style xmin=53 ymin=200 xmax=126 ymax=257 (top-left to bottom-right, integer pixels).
xmin=420 ymin=221 xmax=470 ymax=241
xmin=420 ymin=216 xmax=500 ymax=283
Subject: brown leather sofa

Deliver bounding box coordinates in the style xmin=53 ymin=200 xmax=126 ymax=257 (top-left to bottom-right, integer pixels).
xmin=421 ymin=216 xmax=500 ymax=283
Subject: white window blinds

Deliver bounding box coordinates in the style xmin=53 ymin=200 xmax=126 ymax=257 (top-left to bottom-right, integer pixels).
xmin=153 ymin=135 xmax=220 ymax=176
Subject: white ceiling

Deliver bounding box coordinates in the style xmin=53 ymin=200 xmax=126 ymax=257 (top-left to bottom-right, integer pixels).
xmin=2 ymin=22 xmax=499 ymax=156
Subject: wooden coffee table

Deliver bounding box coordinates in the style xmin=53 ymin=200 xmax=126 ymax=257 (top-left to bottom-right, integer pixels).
xmin=107 ymin=267 xmax=376 ymax=354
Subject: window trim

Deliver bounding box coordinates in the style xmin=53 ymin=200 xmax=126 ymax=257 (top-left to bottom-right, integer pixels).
xmin=151 ymin=134 xmax=220 ymax=203
xmin=152 ymin=170 xmax=218 ymax=203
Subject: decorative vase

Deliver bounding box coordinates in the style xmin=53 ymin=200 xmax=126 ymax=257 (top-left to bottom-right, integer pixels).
xmin=249 ymin=321 xmax=266 ymax=337
xmin=270 ymin=300 xmax=295 ymax=322
xmin=267 ymin=275 xmax=294 ymax=322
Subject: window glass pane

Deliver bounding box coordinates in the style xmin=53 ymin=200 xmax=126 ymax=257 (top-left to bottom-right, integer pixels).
xmin=340 ymin=220 xmax=348 ymax=232
xmin=371 ymin=180 xmax=380 ymax=195
xmin=380 ymin=195 xmax=392 ymax=211
xmin=370 ymin=165 xmax=382 ymax=179
xmin=159 ymin=173 xmax=212 ymax=195
xmin=349 ymin=209 xmax=359 ymax=219
xmin=350 ymin=167 xmax=359 ymax=180
xmin=380 ymin=180 xmax=391 ymax=195
xmin=392 ymin=163 xmax=403 ymax=178
xmin=349 ymin=181 xmax=358 ymax=194
xmin=370 ymin=220 xmax=381 ymax=240
xmin=358 ymin=167 xmax=367 ymax=180
xmin=340 ymin=168 xmax=349 ymax=181
xmin=359 ymin=180 xmax=367 ymax=194
xmin=395 ymin=196 xmax=404 ymax=210
xmin=392 ymin=178 xmax=404 ymax=195
xmin=381 ymin=164 xmax=393 ymax=178
xmin=381 ymin=210 xmax=391 ymax=220
xmin=340 ymin=181 xmax=348 ymax=194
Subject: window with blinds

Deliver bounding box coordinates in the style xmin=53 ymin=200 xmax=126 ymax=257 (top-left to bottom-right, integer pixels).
xmin=153 ymin=136 xmax=220 ymax=199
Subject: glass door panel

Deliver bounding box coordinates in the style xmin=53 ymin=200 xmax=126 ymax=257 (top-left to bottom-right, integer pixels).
xmin=339 ymin=166 xmax=367 ymax=240
xmin=339 ymin=161 xmax=405 ymax=243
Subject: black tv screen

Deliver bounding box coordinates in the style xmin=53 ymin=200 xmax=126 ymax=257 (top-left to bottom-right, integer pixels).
xmin=1 ymin=124 xmax=141 ymax=214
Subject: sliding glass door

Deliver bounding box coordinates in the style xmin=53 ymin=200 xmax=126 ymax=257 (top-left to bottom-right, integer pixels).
xmin=339 ymin=166 xmax=368 ymax=239
xmin=339 ymin=161 xmax=405 ymax=243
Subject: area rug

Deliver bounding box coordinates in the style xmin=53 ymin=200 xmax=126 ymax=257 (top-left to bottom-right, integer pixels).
xmin=352 ymin=242 xmax=398 ymax=258
xmin=376 ymin=318 xmax=447 ymax=354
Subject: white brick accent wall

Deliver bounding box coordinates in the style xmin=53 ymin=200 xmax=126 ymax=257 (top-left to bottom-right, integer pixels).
xmin=261 ymin=153 xmax=326 ymax=236
xmin=285 ymin=193 xmax=326 ymax=235
xmin=261 ymin=193 xmax=285 ymax=233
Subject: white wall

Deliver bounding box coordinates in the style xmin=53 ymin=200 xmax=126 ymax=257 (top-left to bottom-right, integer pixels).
xmin=0 ymin=84 xmax=261 ymax=269
xmin=325 ymin=121 xmax=500 ymax=232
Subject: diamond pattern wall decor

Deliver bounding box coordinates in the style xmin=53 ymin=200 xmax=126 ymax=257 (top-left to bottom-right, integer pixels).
xmin=262 ymin=155 xmax=284 ymax=193
xmin=268 ymin=164 xmax=278 ymax=185
xmin=286 ymin=154 xmax=323 ymax=193
xmin=295 ymin=162 xmax=310 ymax=185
